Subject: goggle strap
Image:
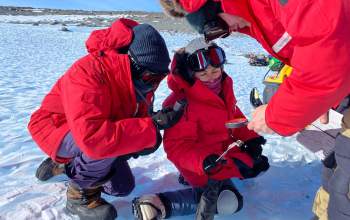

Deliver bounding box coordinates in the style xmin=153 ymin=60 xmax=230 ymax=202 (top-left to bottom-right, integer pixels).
xmin=134 ymin=86 xmax=150 ymax=106
xmin=128 ymin=48 xmax=142 ymax=67
xmin=134 ymin=86 xmax=154 ymax=116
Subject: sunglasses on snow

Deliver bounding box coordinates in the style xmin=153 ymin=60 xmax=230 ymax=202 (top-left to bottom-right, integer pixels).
xmin=128 ymin=50 xmax=170 ymax=87
xmin=188 ymin=47 xmax=226 ymax=71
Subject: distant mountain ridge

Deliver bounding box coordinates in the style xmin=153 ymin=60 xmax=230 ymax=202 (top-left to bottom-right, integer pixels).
xmin=0 ymin=6 xmax=198 ymax=33
xmin=0 ymin=6 xmax=156 ymax=16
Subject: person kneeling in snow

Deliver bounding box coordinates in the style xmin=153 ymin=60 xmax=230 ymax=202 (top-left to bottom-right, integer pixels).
xmin=132 ymin=38 xmax=270 ymax=219
xmin=28 ymin=19 xmax=184 ymax=220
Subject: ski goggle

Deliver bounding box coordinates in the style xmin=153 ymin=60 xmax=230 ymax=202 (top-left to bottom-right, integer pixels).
xmin=139 ymin=69 xmax=169 ymax=86
xmin=188 ymin=47 xmax=226 ymax=71
xmin=128 ymin=50 xmax=170 ymax=86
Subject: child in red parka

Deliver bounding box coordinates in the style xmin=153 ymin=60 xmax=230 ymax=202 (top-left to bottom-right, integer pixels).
xmin=132 ymin=38 xmax=269 ymax=220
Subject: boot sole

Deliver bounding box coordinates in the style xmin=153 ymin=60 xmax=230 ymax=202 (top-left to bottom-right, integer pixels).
xmin=35 ymin=157 xmax=56 ymax=181
xmin=66 ymin=201 xmax=118 ymax=220
xmin=66 ymin=201 xmax=77 ymax=215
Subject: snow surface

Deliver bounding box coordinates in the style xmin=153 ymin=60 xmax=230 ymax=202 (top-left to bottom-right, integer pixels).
xmin=0 ymin=23 xmax=321 ymax=220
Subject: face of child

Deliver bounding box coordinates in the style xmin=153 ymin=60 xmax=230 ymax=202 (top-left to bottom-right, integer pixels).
xmin=194 ymin=65 xmax=222 ymax=82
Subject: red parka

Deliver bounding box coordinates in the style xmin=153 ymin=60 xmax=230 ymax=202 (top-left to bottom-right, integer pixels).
xmin=178 ymin=0 xmax=350 ymax=136
xmin=28 ymin=19 xmax=158 ymax=163
xmin=163 ymin=49 xmax=259 ymax=187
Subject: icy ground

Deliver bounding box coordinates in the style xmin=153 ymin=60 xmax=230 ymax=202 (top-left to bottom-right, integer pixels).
xmin=0 ymin=23 xmax=321 ymax=220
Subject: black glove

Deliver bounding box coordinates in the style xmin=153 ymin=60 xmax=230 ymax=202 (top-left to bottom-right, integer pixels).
xmin=238 ymin=155 xmax=270 ymax=179
xmin=152 ymin=106 xmax=184 ymax=130
xmin=119 ymin=132 xmax=162 ymax=161
xmin=202 ymin=154 xmax=221 ymax=173
xmin=242 ymin=136 xmax=266 ymax=159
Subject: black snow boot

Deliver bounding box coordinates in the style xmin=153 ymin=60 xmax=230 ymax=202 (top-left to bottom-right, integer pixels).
xmin=178 ymin=173 xmax=190 ymax=186
xmin=36 ymin=157 xmax=71 ymax=181
xmin=195 ymin=177 xmax=222 ymax=220
xmin=66 ymin=180 xmax=118 ymax=220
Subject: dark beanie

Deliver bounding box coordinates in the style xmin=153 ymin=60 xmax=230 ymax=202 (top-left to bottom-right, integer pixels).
xmin=129 ymin=24 xmax=171 ymax=73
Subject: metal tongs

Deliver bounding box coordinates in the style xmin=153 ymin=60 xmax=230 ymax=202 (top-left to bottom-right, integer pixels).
xmin=204 ymin=140 xmax=243 ymax=170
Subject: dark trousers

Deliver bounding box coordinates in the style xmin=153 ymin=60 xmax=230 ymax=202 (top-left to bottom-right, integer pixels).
xmin=161 ymin=179 xmax=236 ymax=217
xmin=161 ymin=157 xmax=266 ymax=217
xmin=327 ymin=133 xmax=350 ymax=219
xmin=57 ymin=131 xmax=135 ymax=196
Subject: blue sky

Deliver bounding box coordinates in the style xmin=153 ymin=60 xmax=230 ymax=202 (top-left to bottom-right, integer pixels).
xmin=0 ymin=0 xmax=163 ymax=12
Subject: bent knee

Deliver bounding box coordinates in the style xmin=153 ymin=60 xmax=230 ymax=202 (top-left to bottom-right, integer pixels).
xmin=102 ymin=176 xmax=136 ymax=197
xmin=217 ymin=185 xmax=243 ymax=216
xmin=117 ymin=177 xmax=136 ymax=197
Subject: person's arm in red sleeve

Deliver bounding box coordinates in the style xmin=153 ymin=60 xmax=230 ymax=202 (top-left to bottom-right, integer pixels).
xmin=232 ymin=105 xmax=259 ymax=141
xmin=265 ymin=1 xmax=350 ymax=136
xmin=62 ymin=71 xmax=157 ymax=159
xmin=163 ymin=115 xmax=219 ymax=176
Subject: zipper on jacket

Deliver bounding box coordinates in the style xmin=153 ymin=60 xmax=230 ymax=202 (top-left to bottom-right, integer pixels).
xmin=133 ymin=103 xmax=139 ymax=118
xmin=181 ymin=89 xmax=189 ymax=121
xmin=92 ymin=51 xmax=105 ymax=84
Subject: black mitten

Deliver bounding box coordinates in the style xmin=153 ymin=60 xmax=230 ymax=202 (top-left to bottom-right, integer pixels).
xmin=202 ymin=154 xmax=221 ymax=173
xmin=242 ymin=136 xmax=266 ymax=159
xmin=152 ymin=106 xmax=184 ymax=130
xmin=239 ymin=155 xmax=270 ymax=179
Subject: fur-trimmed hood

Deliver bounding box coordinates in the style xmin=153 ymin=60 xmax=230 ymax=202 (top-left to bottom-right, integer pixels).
xmin=158 ymin=0 xmax=188 ymax=18
xmin=158 ymin=0 xmax=208 ymax=18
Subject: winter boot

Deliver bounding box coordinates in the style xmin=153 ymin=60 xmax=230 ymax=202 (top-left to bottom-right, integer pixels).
xmin=195 ymin=177 xmax=222 ymax=220
xmin=179 ymin=173 xmax=190 ymax=186
xmin=36 ymin=157 xmax=71 ymax=181
xmin=66 ymin=180 xmax=118 ymax=220
xmin=132 ymin=194 xmax=168 ymax=220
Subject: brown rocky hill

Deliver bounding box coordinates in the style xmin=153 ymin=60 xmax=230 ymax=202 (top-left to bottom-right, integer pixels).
xmin=0 ymin=6 xmax=197 ymax=33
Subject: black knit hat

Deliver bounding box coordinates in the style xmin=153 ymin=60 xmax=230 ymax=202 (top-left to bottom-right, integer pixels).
xmin=129 ymin=24 xmax=171 ymax=74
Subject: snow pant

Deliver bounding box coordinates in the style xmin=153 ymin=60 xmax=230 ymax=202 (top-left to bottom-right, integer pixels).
xmin=56 ymin=131 xmax=135 ymax=196
xmin=158 ymin=179 xmax=241 ymax=218
xmin=312 ymin=109 xmax=350 ymax=220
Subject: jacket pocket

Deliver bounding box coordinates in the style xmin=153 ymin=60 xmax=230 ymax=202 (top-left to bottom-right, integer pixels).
xmin=79 ymin=90 xmax=112 ymax=134
xmin=81 ymin=89 xmax=111 ymax=106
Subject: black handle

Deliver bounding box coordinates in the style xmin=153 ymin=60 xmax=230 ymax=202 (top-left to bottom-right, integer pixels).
xmin=173 ymin=99 xmax=189 ymax=111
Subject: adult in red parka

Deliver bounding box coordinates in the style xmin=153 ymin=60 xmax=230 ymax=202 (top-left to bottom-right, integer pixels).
xmin=130 ymin=38 xmax=269 ymax=220
xmin=158 ymin=0 xmax=350 ymax=219
xmin=28 ymin=18 xmax=184 ymax=220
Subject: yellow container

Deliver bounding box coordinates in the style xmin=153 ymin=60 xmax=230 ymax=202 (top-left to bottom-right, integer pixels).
xmin=265 ymin=65 xmax=292 ymax=84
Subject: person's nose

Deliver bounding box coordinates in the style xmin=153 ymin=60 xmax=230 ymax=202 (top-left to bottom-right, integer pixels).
xmin=208 ymin=75 xmax=215 ymax=83
xmin=209 ymin=74 xmax=216 ymax=82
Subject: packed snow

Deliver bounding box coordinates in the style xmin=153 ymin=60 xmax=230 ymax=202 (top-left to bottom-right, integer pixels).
xmin=0 ymin=22 xmax=321 ymax=220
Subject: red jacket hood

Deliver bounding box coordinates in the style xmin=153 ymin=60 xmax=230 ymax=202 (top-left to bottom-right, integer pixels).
xmin=85 ymin=18 xmax=139 ymax=56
